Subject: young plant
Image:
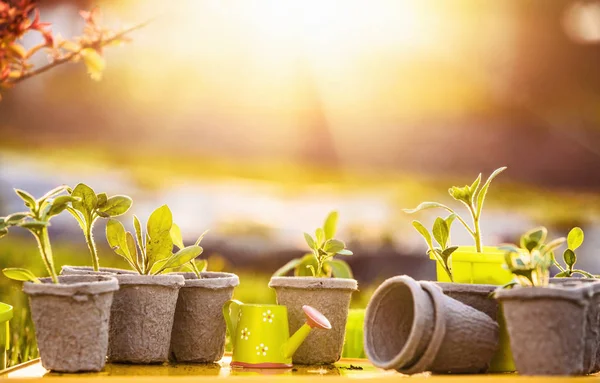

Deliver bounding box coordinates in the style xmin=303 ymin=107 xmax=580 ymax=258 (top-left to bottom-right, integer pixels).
xmin=273 ymin=211 xmax=354 ymax=278
xmin=500 ymin=227 xmax=566 ymax=287
xmin=67 ymin=183 xmax=132 ymax=272
xmin=412 ymin=215 xmax=459 ymax=281
xmin=105 ymin=205 xmax=202 ymax=275
xmin=553 ymin=227 xmax=594 ymax=278
xmin=404 ymin=166 xmax=506 ymax=253
xmin=170 ymin=223 xmax=208 ymax=278
xmin=0 ymin=186 xmax=78 ymax=284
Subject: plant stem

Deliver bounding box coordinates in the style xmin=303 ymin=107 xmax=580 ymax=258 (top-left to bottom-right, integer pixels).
xmin=468 ymin=204 xmax=482 ymax=252
xmin=191 ymin=261 xmax=201 ymax=278
xmin=34 ymin=228 xmax=58 ymax=283
xmin=85 ymin=221 xmax=99 ymax=272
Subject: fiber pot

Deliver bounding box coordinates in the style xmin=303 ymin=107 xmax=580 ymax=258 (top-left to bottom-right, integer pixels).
xmin=549 ymin=278 xmax=600 ymax=374
xmin=61 ymin=265 xmax=137 ymax=276
xmin=169 ymin=272 xmax=240 ymax=363
xmin=268 ymin=276 xmax=357 ymax=364
xmin=108 ymin=274 xmax=185 ymax=364
xmin=496 ymin=283 xmax=591 ymax=375
xmin=364 ymin=276 xmax=498 ymax=374
xmin=434 ymin=282 xmax=514 ymax=373
xmin=23 ymin=275 xmax=119 ymax=372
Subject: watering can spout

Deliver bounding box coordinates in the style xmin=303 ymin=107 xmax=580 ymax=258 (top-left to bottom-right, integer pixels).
xmin=284 ymin=305 xmax=331 ymax=359
xmin=223 ymin=300 xmax=243 ymax=350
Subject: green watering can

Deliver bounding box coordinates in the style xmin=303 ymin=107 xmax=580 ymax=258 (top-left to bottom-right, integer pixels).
xmin=0 ymin=303 xmax=13 ymax=370
xmin=223 ymin=300 xmax=331 ymax=368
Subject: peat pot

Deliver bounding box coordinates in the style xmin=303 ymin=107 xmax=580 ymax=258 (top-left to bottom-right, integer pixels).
xmin=61 ymin=266 xmax=137 ymax=276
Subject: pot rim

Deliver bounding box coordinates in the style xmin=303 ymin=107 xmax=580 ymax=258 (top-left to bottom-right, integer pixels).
xmin=268 ymin=276 xmax=357 ymax=291
xmin=172 ymin=272 xmax=240 ymax=289
xmin=365 ymin=276 xmax=434 ymax=370
xmin=60 ymin=265 xmax=137 ymax=276
xmin=115 ymin=273 xmax=185 ymax=287
xmin=434 ymin=282 xmax=497 ymax=295
xmin=23 ymin=275 xmax=119 ymax=296
xmin=495 ymin=283 xmax=592 ymax=304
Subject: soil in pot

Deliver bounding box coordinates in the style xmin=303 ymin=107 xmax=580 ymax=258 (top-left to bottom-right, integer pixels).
xmin=268 ymin=277 xmax=357 ymax=365
xmin=496 ymin=283 xmax=590 ymax=376
xmin=169 ymin=272 xmax=240 ymax=363
xmin=23 ymin=275 xmax=119 ymax=372
xmin=107 ymin=274 xmax=185 ymax=364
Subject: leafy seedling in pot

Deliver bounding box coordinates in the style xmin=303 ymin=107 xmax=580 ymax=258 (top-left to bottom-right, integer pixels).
xmin=1 ymin=186 xmax=79 ymax=283
xmin=412 ymin=215 xmax=458 ymax=281
xmin=170 ymin=223 xmax=208 ymax=277
xmin=273 ymin=211 xmax=354 ymax=278
xmin=552 ymin=227 xmax=594 ymax=278
xmin=67 ymin=183 xmax=132 ymax=272
xmin=105 ymin=205 xmax=202 ymax=275
xmin=500 ymin=227 xmax=566 ymax=287
xmin=404 ymin=166 xmax=506 ymax=253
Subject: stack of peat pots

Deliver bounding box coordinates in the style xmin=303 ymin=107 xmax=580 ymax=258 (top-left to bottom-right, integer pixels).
xmin=364 ymin=275 xmax=499 ymax=374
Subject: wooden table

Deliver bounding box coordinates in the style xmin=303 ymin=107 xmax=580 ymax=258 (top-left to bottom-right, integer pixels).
xmin=0 ymin=356 xmax=597 ymax=382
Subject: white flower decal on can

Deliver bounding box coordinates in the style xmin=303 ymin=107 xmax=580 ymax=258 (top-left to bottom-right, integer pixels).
xmin=240 ymin=328 xmax=250 ymax=340
xmin=256 ymin=343 xmax=269 ymax=356
xmin=262 ymin=310 xmax=275 ymax=323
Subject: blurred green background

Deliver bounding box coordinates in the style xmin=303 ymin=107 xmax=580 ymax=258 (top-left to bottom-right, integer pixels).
xmin=2 ymin=0 xmax=600 ymax=366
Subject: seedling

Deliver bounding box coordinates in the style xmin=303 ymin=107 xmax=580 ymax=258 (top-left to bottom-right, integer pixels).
xmin=170 ymin=223 xmax=208 ymax=277
xmin=273 ymin=211 xmax=353 ymax=278
xmin=412 ymin=215 xmax=458 ymax=281
xmin=0 ymin=186 xmax=78 ymax=284
xmin=404 ymin=166 xmax=506 ymax=253
xmin=552 ymin=227 xmax=594 ymax=278
xmin=500 ymin=227 xmax=566 ymax=287
xmin=67 ymin=183 xmax=132 ymax=272
xmin=105 ymin=205 xmax=203 ymax=275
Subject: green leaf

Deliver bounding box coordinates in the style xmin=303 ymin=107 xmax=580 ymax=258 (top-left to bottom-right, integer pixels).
xmin=5 ymin=213 xmax=29 ymax=225
xmin=325 ymin=259 xmax=353 ymax=279
xmin=126 ymin=232 xmax=137 ymax=261
xmin=71 ymin=183 xmax=97 ymax=217
xmin=147 ymin=205 xmax=173 ymax=238
xmin=194 ymin=259 xmax=208 ymax=273
xmin=403 ymin=202 xmax=454 ymax=215
xmin=432 ymin=217 xmax=449 ymax=248
xmin=17 ymin=220 xmax=48 ymax=230
xmin=133 ymin=215 xmax=144 ymax=251
xmin=470 ymin=173 xmax=482 ymax=197
xmin=336 ymin=249 xmax=353 ymax=256
xmin=441 ymin=246 xmax=459 ymax=260
xmin=194 ymin=229 xmax=209 ymax=246
xmin=170 ymin=223 xmax=185 ymax=249
xmin=46 ymin=196 xmax=78 ymax=218
xmin=474 ymin=166 xmax=506 ymax=217
xmin=146 ymin=230 xmax=173 ymax=269
xmin=99 ymin=196 xmax=132 ymax=217
xmin=96 ymin=193 xmax=108 ymax=208
xmin=324 ymin=239 xmax=345 ymax=254
xmin=161 ymin=245 xmax=203 ymax=271
xmin=296 ymin=254 xmax=319 ymax=276
xmin=66 ymin=207 xmax=86 ymax=231
xmin=14 ymin=189 xmax=36 ymax=209
xmin=445 ymin=213 xmax=457 ymax=228
xmin=0 ymin=229 xmax=8 ymax=239
xmin=2 ymin=268 xmax=40 ymax=283
xmin=554 ymin=271 xmax=569 ymax=278
xmin=567 ymin=227 xmax=584 ymax=251
xmin=323 ymin=211 xmax=339 ymax=240
xmin=315 ymin=227 xmax=325 ymax=247
xmin=273 ymin=258 xmax=302 ymax=277
xmin=448 ymin=185 xmax=471 ymax=205
xmin=306 ymin=264 xmax=316 ymax=277
xmin=545 ymin=237 xmax=566 ymax=253
xmin=106 ymin=219 xmax=135 ymax=265
xmin=563 ymin=249 xmax=577 ymax=268
xmin=38 ymin=185 xmax=68 ymax=203
xmin=304 ymin=233 xmax=316 ymax=250
xmin=412 ymin=220 xmax=433 ymax=249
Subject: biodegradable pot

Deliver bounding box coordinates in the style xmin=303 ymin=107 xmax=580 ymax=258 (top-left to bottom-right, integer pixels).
xmin=268 ymin=276 xmax=357 ymax=364
xmin=108 ymin=274 xmax=185 ymax=364
xmin=23 ymin=275 xmax=119 ymax=372
xmin=364 ymin=276 xmax=499 ymax=374
xmin=496 ymin=283 xmax=591 ymax=376
xmin=61 ymin=265 xmax=137 ymax=276
xmin=169 ymin=272 xmax=240 ymax=363
xmin=550 ymin=278 xmax=600 ymax=374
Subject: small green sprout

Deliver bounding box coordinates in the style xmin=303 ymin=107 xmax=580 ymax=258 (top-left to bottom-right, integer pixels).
xmin=553 ymin=227 xmax=594 ymax=278
xmin=170 ymin=223 xmax=208 ymax=278
xmin=273 ymin=211 xmax=354 ymax=278
xmin=404 ymin=166 xmax=506 ymax=253
xmin=105 ymin=205 xmax=202 ymax=275
xmin=412 ymin=215 xmax=458 ymax=281
xmin=0 ymin=186 xmax=78 ymax=284
xmin=66 ymin=183 xmax=132 ymax=272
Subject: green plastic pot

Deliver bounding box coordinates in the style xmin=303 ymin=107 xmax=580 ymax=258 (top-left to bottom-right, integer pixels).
xmin=0 ymin=302 xmax=13 ymax=370
xmin=430 ymin=246 xmax=514 ymax=373
xmin=342 ymin=309 xmax=366 ymax=359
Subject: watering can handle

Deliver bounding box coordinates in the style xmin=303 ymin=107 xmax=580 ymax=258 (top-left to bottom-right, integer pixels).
xmin=223 ymin=300 xmax=243 ymax=348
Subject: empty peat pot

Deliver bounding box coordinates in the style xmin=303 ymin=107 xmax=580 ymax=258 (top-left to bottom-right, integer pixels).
xmin=107 ymin=274 xmax=185 ymax=364
xmin=24 ymin=275 xmax=119 ymax=372
xmin=496 ymin=282 xmax=593 ymax=376
xmin=169 ymin=272 xmax=240 ymax=363
xmin=364 ymin=276 xmax=499 ymax=374
xmin=269 ymin=276 xmax=357 ymax=364
xmin=61 ymin=265 xmax=137 ymax=276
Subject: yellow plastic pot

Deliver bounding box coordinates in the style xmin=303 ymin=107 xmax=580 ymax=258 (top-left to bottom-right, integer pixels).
xmin=430 ymin=246 xmax=514 ymax=373
xmin=0 ymin=302 xmax=13 ymax=370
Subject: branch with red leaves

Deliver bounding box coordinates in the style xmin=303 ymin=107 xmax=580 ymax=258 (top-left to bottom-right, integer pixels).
xmin=0 ymin=1 xmax=149 ymax=100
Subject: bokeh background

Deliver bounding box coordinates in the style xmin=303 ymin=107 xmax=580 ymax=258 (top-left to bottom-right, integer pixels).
xmin=2 ymin=0 xmax=600 ymax=366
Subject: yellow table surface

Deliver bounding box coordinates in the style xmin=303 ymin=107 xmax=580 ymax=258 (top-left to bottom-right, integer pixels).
xmin=0 ymin=355 xmax=598 ymax=382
